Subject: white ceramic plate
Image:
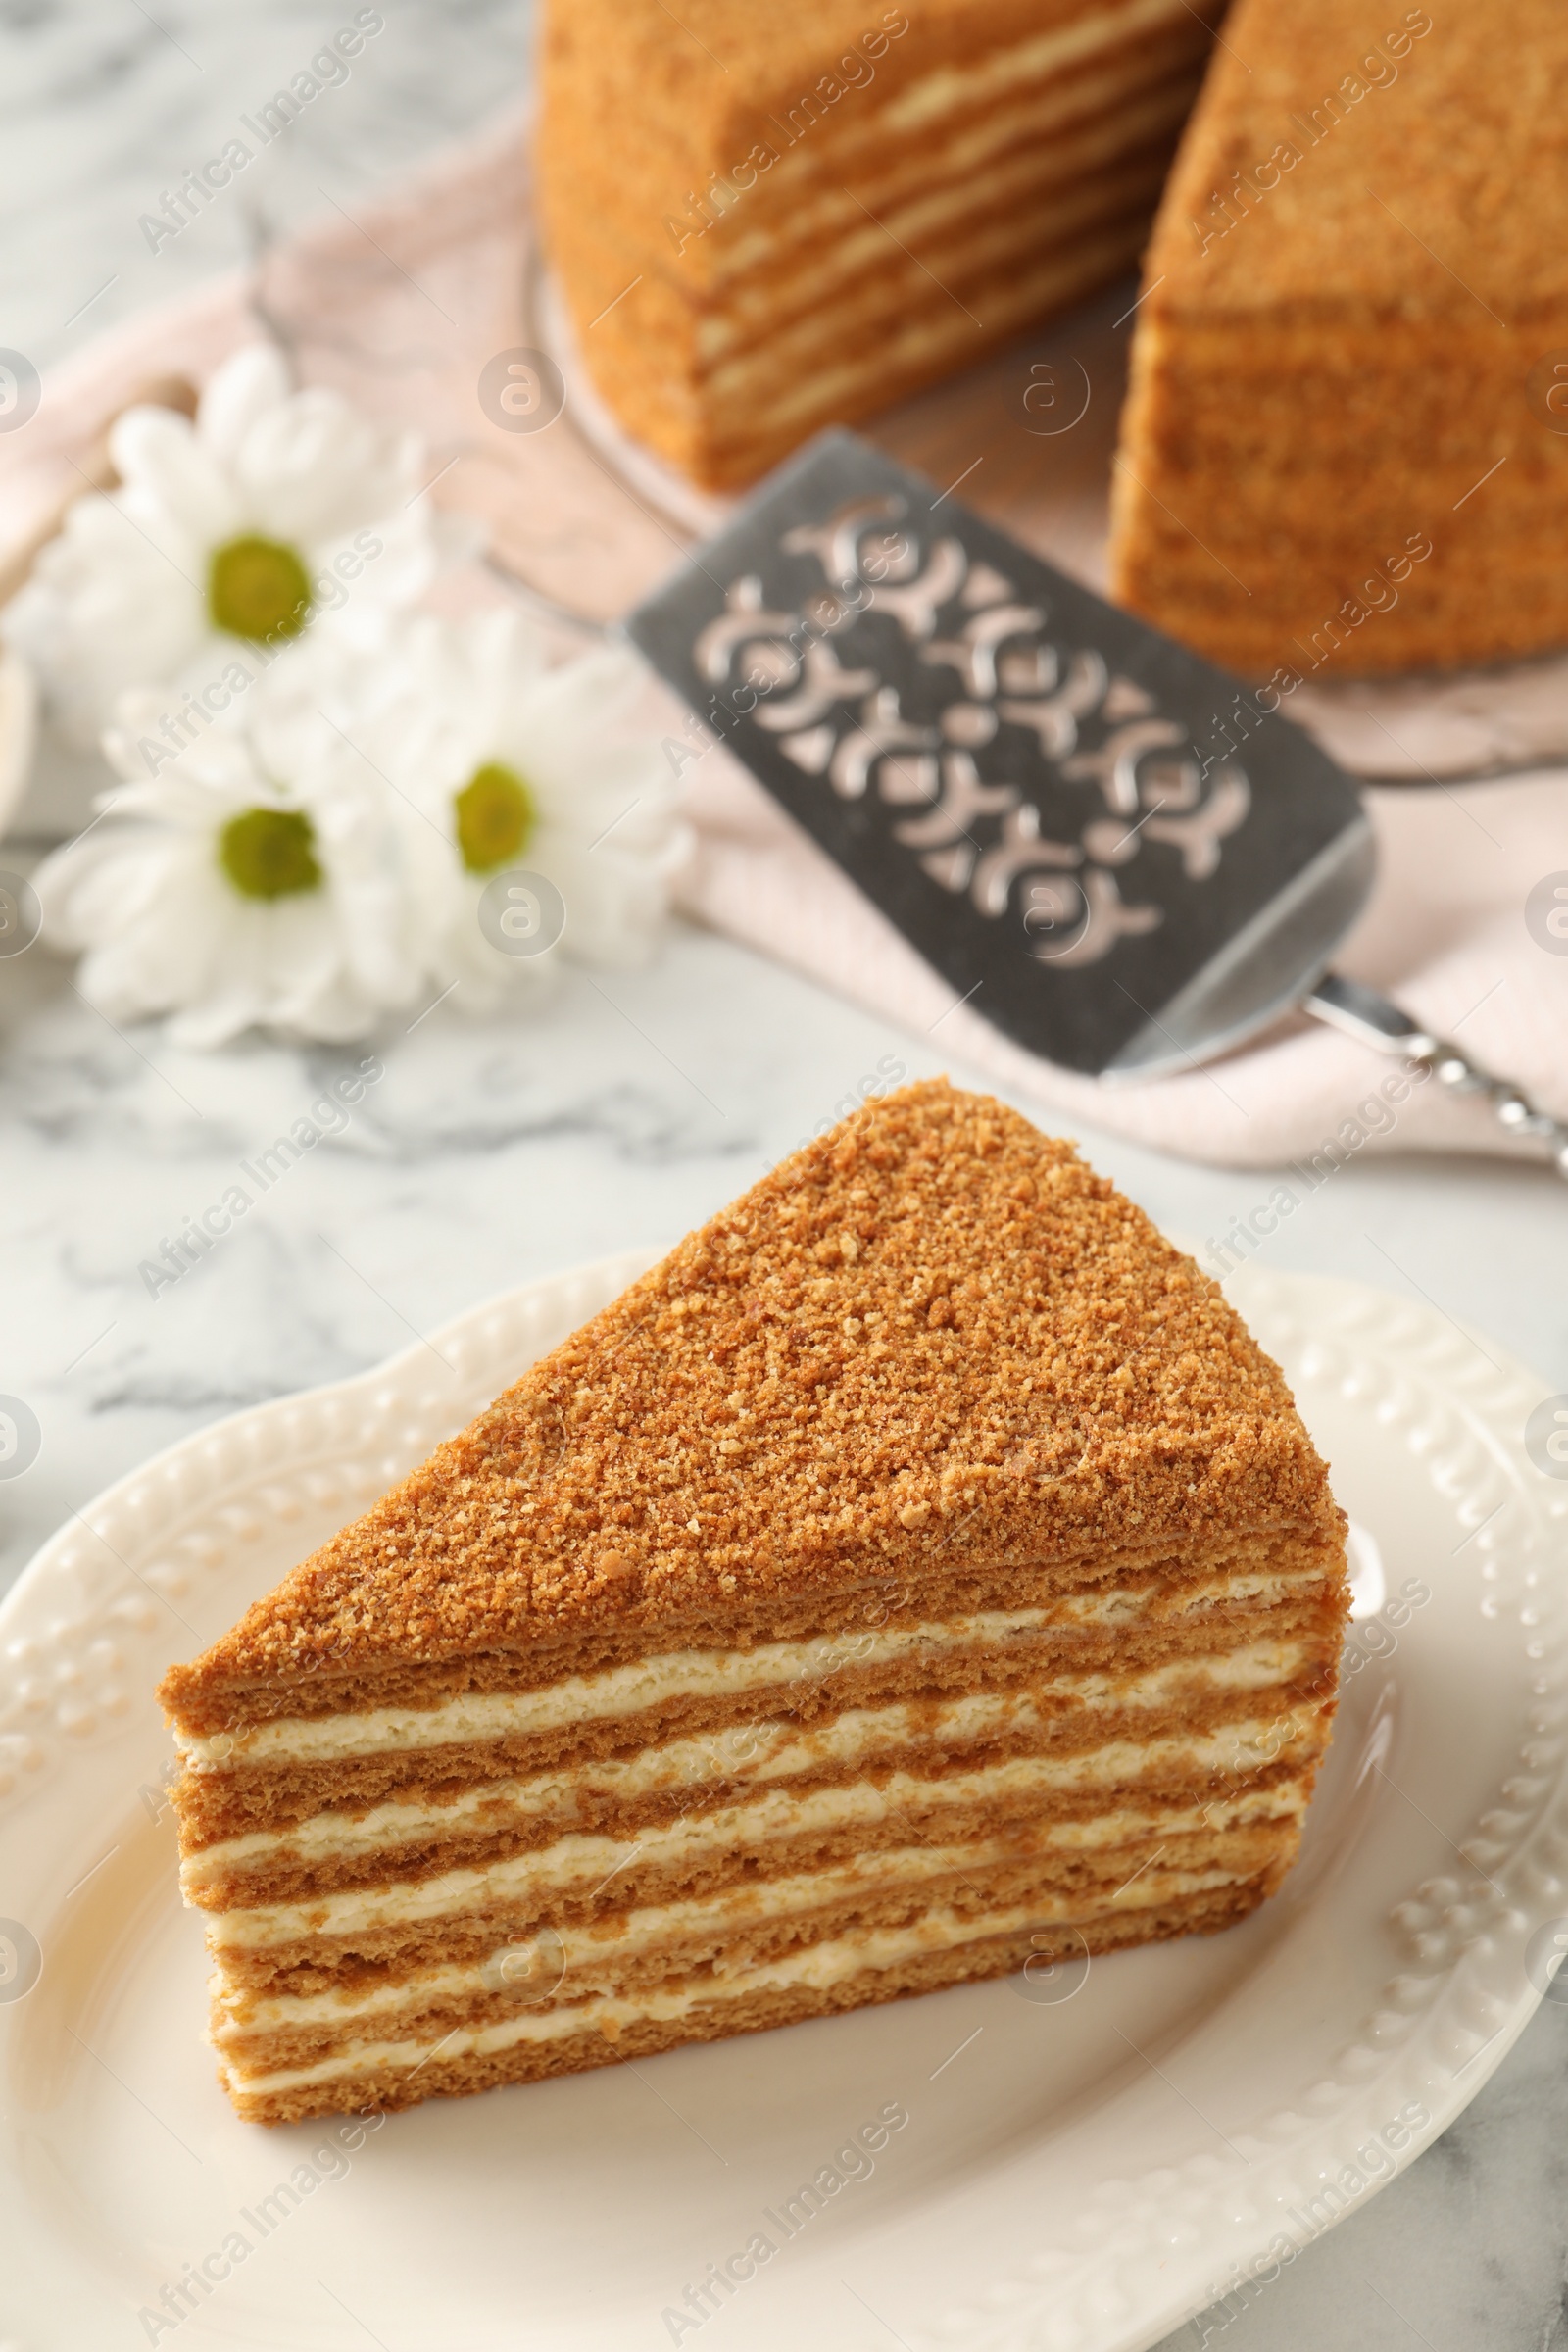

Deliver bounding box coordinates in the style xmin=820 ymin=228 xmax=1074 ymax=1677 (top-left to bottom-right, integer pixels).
xmin=2 ymin=1254 xmax=1565 ymax=2352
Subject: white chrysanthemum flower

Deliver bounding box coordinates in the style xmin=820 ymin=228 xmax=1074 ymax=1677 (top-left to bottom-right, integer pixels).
xmin=253 ymin=612 xmax=692 ymax=1012
xmin=0 ymin=645 xmax=37 ymax=838
xmin=31 ymin=681 xmax=420 ymax=1048
xmin=3 ymin=344 xmax=441 ymax=745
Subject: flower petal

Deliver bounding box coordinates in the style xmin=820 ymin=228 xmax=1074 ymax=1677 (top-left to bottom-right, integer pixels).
xmin=109 ymin=406 xmax=242 ymax=545
xmin=197 ymin=345 xmax=292 ymax=470
xmin=4 ymin=494 xmax=207 ymax=740
xmin=308 ymin=510 xmax=439 ymax=631
xmin=235 ymin=391 xmax=421 ymax=545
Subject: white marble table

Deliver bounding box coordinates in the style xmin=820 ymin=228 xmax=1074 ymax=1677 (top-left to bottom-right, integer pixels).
xmin=2 ymin=8 xmax=1566 ymax=2347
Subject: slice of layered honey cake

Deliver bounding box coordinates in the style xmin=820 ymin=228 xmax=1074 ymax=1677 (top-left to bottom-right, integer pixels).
xmin=159 ymin=1080 xmax=1348 ymax=2124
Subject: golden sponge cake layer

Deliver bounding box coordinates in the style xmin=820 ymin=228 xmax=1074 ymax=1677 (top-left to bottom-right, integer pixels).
xmin=182 ymin=1657 xmax=1326 ymax=1910
xmin=183 ymin=1570 xmax=1336 ymax=2118
xmin=537 ymin=0 xmax=1217 ymax=486
xmin=215 ymin=1788 xmax=1304 ymax=2073
xmin=208 ymin=1779 xmax=1314 ymax=1971
xmin=690 ymin=33 xmax=1206 ymax=315
xmin=218 ymin=1884 xmax=1269 ymax=2124
xmin=175 ymin=1583 xmax=1324 ymax=1764
xmin=1110 ymin=0 xmax=1568 ymax=676
xmin=167 ymin=1544 xmax=1344 ymax=1864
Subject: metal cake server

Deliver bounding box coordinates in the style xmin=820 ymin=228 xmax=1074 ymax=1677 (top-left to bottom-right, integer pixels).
xmin=621 ymin=430 xmax=1568 ymax=1178
xmin=1301 ymin=974 xmax=1568 ymax=1173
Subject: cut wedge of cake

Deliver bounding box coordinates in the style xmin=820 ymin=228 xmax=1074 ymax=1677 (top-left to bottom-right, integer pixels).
xmin=159 ymin=1080 xmax=1348 ymax=2124
xmin=536 ymin=0 xmax=1220 ymax=491
xmin=1109 ymin=0 xmax=1568 ymax=677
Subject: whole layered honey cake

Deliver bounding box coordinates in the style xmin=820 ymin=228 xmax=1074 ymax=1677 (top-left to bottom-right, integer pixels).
xmin=1109 ymin=0 xmax=1568 ymax=677
xmin=536 ymin=0 xmax=1220 ymax=491
xmin=159 ymin=1081 xmax=1348 ymax=2125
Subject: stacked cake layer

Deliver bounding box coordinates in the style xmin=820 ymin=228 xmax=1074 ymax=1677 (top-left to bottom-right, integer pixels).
xmin=174 ymin=1551 xmax=1343 ymax=2120
xmin=537 ymin=0 xmax=1219 ymax=490
xmin=1109 ymin=0 xmax=1568 ymax=677
xmin=161 ymin=1081 xmax=1348 ymax=2124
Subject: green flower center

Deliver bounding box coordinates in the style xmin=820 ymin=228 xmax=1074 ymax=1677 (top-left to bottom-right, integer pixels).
xmin=218 ymin=808 xmax=323 ymax=901
xmin=454 ymin=760 xmax=537 ymax=874
xmin=208 ymin=534 xmax=313 ymax=643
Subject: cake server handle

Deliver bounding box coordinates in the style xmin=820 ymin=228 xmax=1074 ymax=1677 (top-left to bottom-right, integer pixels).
xmin=1304 ymin=971 xmax=1568 ymax=1179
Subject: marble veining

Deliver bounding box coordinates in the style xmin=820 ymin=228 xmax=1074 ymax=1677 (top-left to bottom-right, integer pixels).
xmin=0 ymin=0 xmax=535 ymax=368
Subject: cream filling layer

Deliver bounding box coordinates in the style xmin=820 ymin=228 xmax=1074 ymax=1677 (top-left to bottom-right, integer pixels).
xmin=881 ymin=0 xmax=1199 ymax=136
xmin=180 ymin=1571 xmax=1328 ymax=1769
xmin=207 ymin=1706 xmax=1324 ymax=1951
xmin=184 ymin=1639 xmax=1311 ymax=1889
xmin=698 ymin=69 xmax=1199 ymax=317
xmin=214 ymin=1784 xmax=1304 ymax=2042
xmin=702 ymin=207 xmax=1153 ymax=421
xmin=222 ymin=1861 xmax=1255 ymax=2096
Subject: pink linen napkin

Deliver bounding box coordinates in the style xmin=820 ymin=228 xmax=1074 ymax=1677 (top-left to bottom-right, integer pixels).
xmin=677 ymin=733 xmax=1568 ymax=1168
xmin=3 ymin=109 xmax=1564 ymax=1172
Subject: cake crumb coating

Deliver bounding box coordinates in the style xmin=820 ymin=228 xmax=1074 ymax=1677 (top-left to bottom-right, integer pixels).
xmin=160 ymin=1081 xmax=1341 ymax=1718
